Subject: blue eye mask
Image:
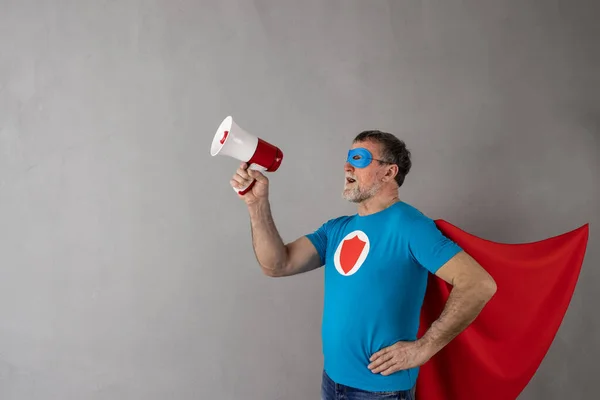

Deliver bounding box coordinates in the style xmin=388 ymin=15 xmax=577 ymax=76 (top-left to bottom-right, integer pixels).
xmin=347 ymin=147 xmax=375 ymax=168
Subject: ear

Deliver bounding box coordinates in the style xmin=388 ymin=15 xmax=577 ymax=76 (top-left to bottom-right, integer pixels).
xmin=381 ymin=164 xmax=399 ymax=182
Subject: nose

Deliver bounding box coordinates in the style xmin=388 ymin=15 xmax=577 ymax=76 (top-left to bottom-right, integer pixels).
xmin=344 ymin=161 xmax=354 ymax=172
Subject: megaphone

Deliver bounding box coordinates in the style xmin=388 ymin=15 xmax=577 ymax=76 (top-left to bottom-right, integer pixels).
xmin=211 ymin=116 xmax=284 ymax=195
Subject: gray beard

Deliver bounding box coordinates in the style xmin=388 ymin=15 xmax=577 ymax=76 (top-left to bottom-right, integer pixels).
xmin=342 ymin=181 xmax=382 ymax=203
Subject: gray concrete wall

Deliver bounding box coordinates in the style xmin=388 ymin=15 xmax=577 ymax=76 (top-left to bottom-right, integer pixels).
xmin=1 ymin=1 xmax=598 ymax=399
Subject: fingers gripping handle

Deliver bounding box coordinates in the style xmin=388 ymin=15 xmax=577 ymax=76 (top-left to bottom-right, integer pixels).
xmin=233 ymin=163 xmax=266 ymax=195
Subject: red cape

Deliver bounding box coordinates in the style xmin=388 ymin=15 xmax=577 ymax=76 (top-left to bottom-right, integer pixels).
xmin=416 ymin=220 xmax=589 ymax=400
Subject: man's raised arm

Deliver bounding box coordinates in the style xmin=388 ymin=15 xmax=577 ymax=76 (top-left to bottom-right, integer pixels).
xmin=231 ymin=163 xmax=322 ymax=277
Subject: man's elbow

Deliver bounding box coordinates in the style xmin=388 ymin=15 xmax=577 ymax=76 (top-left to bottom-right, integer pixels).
xmin=261 ymin=267 xmax=282 ymax=277
xmin=459 ymin=273 xmax=497 ymax=301
xmin=258 ymin=247 xmax=290 ymax=277
xmin=260 ymin=261 xmax=288 ymax=278
xmin=479 ymin=275 xmax=497 ymax=301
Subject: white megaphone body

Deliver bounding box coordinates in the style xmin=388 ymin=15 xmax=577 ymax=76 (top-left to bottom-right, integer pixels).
xmin=211 ymin=116 xmax=284 ymax=195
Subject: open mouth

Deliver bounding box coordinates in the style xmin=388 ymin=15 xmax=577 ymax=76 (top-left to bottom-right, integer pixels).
xmin=346 ymin=177 xmax=356 ymax=184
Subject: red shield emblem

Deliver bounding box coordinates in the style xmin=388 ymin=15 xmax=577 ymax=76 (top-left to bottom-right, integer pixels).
xmin=340 ymin=235 xmax=367 ymax=274
xmin=334 ymin=230 xmax=370 ymax=276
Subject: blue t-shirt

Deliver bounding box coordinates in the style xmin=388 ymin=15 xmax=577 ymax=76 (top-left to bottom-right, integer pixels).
xmin=306 ymin=201 xmax=462 ymax=392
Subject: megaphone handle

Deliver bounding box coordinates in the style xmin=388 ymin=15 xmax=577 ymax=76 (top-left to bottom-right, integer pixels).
xmin=233 ymin=163 xmax=266 ymax=195
xmin=237 ymin=179 xmax=256 ymax=195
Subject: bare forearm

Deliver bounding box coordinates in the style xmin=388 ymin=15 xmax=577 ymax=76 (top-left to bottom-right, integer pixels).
xmin=419 ymin=280 xmax=496 ymax=357
xmin=247 ymin=199 xmax=287 ymax=272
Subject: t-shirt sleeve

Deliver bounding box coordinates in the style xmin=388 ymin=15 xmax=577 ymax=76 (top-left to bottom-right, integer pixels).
xmin=305 ymin=221 xmax=329 ymax=267
xmin=408 ymin=217 xmax=463 ymax=274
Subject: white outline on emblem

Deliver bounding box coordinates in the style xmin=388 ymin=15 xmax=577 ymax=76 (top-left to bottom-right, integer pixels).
xmin=333 ymin=230 xmax=370 ymax=276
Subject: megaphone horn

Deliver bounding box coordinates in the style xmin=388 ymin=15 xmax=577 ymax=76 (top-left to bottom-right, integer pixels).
xmin=211 ymin=116 xmax=284 ymax=195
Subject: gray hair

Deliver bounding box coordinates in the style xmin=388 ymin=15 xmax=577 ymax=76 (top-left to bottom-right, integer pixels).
xmin=353 ymin=130 xmax=412 ymax=187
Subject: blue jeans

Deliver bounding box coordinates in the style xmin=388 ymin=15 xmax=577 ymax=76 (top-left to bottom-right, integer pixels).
xmin=321 ymin=370 xmax=416 ymax=400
